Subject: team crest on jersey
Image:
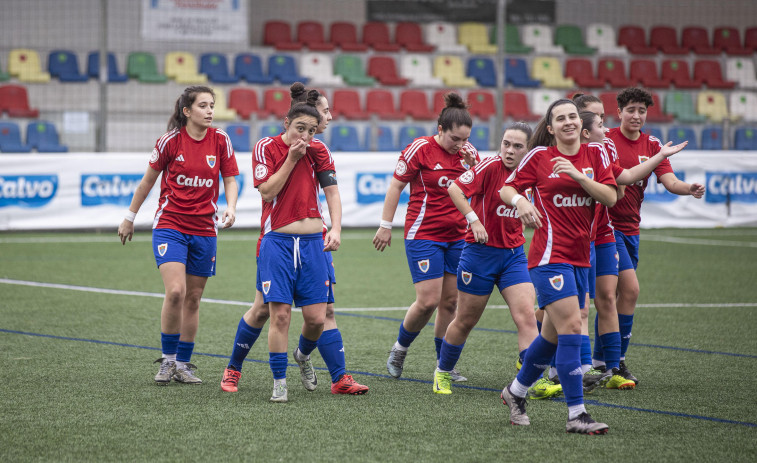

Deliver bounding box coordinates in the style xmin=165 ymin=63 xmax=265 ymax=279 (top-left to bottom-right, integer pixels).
xmin=206 ymin=155 xmax=216 ymax=168
xmin=461 ymin=271 xmax=472 ymax=285
xmin=460 ymin=159 xmax=470 ymax=170
xmin=157 ymin=243 xmax=168 ymax=257
xmin=638 ymin=155 xmax=650 ymax=164
xmin=150 ymin=148 xmax=159 ymax=164
xmin=418 ymin=259 xmax=430 ymax=273
xmin=582 ymin=167 xmax=594 ymax=180
xmin=254 ymin=164 xmax=268 ymax=180
xmin=262 ymin=281 xmax=271 ymax=295
xmin=395 ymin=160 xmax=408 ymax=176
xmin=525 ymin=188 xmax=533 ymax=202
xmin=549 ymin=275 xmax=564 ymax=291
xmin=458 ymin=170 xmax=475 ymax=184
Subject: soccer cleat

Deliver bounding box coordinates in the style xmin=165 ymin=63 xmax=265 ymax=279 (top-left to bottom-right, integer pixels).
xmin=605 ymin=369 xmax=636 ymax=390
xmin=515 ymin=358 xmax=522 ymax=371
xmin=528 ymin=377 xmax=563 ymax=399
xmin=583 ymin=367 xmax=611 ymax=393
xmin=386 ymin=346 xmax=407 ymax=378
xmin=221 ymin=367 xmax=241 ymax=392
xmin=566 ymin=412 xmax=609 ymax=435
xmin=153 ymin=358 xmax=176 ymax=385
xmin=433 ymin=370 xmax=452 ymax=395
xmin=449 ymin=368 xmax=468 ymax=382
xmin=269 ymin=382 xmax=288 ymax=403
xmin=548 ymin=370 xmax=560 ymax=385
xmin=293 ymin=348 xmax=318 ymax=391
xmin=173 ymin=363 xmax=202 ymax=384
xmin=331 ymin=374 xmax=369 ymax=395
xmin=618 ymin=360 xmax=639 ymax=385
xmin=501 ymin=385 xmax=530 ymax=426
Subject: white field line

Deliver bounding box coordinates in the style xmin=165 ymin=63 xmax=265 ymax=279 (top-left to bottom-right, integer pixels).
xmin=642 ymin=234 xmax=757 ymax=248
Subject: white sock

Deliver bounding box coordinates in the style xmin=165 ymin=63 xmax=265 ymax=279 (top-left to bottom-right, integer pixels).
xmin=294 ymin=348 xmax=306 ymax=361
xmin=568 ymin=404 xmax=587 ymax=420
xmin=620 ymin=356 xmax=626 ymax=361
xmin=592 ymin=359 xmax=606 ymax=368
xmin=393 ymin=341 xmax=408 ymax=352
xmin=274 ymin=378 xmax=287 ymax=388
xmin=175 ymin=360 xmax=187 ymax=369
xmin=548 ymin=367 xmax=558 ymax=379
xmin=509 ymin=379 xmax=529 ymax=398
xmin=163 ymin=354 xmax=176 ymax=362
xmin=581 ymin=364 xmax=592 ymax=375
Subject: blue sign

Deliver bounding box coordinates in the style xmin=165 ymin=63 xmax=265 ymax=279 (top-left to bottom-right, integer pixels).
xmin=0 ymin=175 xmax=58 ymax=208
xmin=643 ymin=172 xmax=685 ymax=203
xmin=81 ymin=174 xmax=142 ymax=207
xmin=218 ymin=174 xmax=244 ymax=207
xmin=356 ymin=173 xmax=410 ymax=204
xmin=705 ymin=172 xmax=757 ymax=204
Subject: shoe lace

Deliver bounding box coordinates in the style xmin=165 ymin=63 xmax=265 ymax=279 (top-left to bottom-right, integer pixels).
xmin=340 ymin=374 xmax=355 ymax=385
xmin=438 ymin=372 xmax=451 ymax=390
xmin=389 ymin=349 xmax=406 ymax=367
xmin=223 ymin=369 xmax=241 ymax=384
xmin=575 ymin=412 xmax=594 ymax=424
xmin=154 ymin=358 xmax=173 ymax=375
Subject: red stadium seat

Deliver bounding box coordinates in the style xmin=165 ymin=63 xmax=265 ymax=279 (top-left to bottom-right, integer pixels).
xmin=263 ymin=21 xmax=302 ymax=50
xmin=743 ymin=27 xmax=757 ymax=52
xmin=712 ymin=27 xmax=751 ymax=55
xmin=661 ymin=59 xmax=701 ymax=88
xmin=228 ymin=88 xmax=260 ymax=120
xmin=629 ymin=59 xmax=670 ymax=88
xmin=366 ymin=89 xmax=401 ymax=120
xmin=617 ymin=25 xmax=656 ymax=55
xmin=503 ymin=91 xmax=540 ymax=121
xmin=432 ymin=89 xmax=457 ymax=115
xmin=564 ymin=59 xmax=603 ymax=88
xmin=296 ymin=21 xmax=335 ymax=51
xmin=597 ymin=58 xmax=632 ymax=88
xmin=362 ymin=22 xmax=401 ymax=51
xmin=331 ymin=89 xmax=368 ymax=120
xmin=467 ymin=90 xmax=496 ymax=121
xmin=599 ymin=92 xmax=619 ymax=122
xmin=646 ymin=92 xmax=674 ymax=123
xmin=329 ymin=22 xmax=368 ymax=52
xmin=367 ymin=56 xmax=409 ymax=86
xmin=399 ymin=90 xmax=436 ymax=120
xmin=0 ymin=84 xmax=39 ymax=117
xmin=693 ymin=60 xmax=736 ymax=89
xmin=649 ymin=26 xmax=687 ymax=55
xmin=395 ymin=22 xmax=435 ymax=52
xmin=261 ymin=88 xmax=291 ymax=118
xmin=681 ymin=26 xmax=719 ymax=55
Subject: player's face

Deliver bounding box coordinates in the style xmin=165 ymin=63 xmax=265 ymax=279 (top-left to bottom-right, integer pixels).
xmin=584 ymin=101 xmax=605 ymax=124
xmin=184 ymin=92 xmax=214 ymax=130
xmin=437 ymin=123 xmax=471 ymax=154
xmin=500 ymin=129 xmax=529 ymax=170
xmin=547 ymin=103 xmax=580 ymax=145
xmin=315 ymin=96 xmax=332 ymax=134
xmin=618 ymin=101 xmax=647 ymax=134
xmin=284 ymin=115 xmax=318 ymax=144
xmin=582 ymin=114 xmax=606 ymax=144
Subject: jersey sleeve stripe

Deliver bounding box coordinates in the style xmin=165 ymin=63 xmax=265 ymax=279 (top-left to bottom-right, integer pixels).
xmin=312 ymin=138 xmax=334 ymax=164
xmin=253 ymin=137 xmax=274 ymax=164
xmin=402 ymin=138 xmax=429 ymax=163
xmin=216 ymin=129 xmax=235 ymax=157
xmin=588 ymin=142 xmax=610 ymax=168
xmin=157 ymin=129 xmax=179 ymax=153
xmin=649 ymin=135 xmax=664 ymax=150
xmin=517 ymin=146 xmax=547 ymax=172
xmin=473 ymin=155 xmax=498 ymax=173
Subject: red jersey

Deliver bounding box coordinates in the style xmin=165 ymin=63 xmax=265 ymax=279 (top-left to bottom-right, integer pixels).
xmin=505 ymin=143 xmax=617 ymax=268
xmin=592 ymin=138 xmax=624 ymax=245
xmin=393 ymin=136 xmax=480 ymax=242
xmin=149 ymin=127 xmax=239 ymax=237
xmin=607 ymin=127 xmax=673 ymax=235
xmin=454 ymin=155 xmax=525 ymax=249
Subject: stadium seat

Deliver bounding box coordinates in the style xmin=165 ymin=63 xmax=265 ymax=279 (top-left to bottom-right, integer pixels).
xmin=26 ymin=121 xmax=67 ymax=152
xmin=617 ymin=25 xmax=656 ymax=55
xmin=164 ymin=51 xmax=207 ymax=83
xmin=458 ymin=22 xmax=497 ymax=54
xmin=296 ymin=21 xmax=335 ymax=51
xmin=730 ymin=91 xmax=757 ymax=121
xmin=362 ymin=22 xmax=400 ymax=51
xmin=521 ymin=24 xmax=563 ymax=54
xmin=425 ymin=22 xmax=468 ymax=53
xmin=368 ymin=56 xmax=409 ymax=86
xmin=629 ymin=59 xmax=670 ymax=88
xmin=646 ymin=92 xmax=674 ymax=123
xmin=643 ymin=126 xmax=664 ymax=142
xmin=733 ymin=127 xmax=757 ymax=150
xmin=0 ymin=84 xmax=39 ymax=118
xmin=200 ymin=53 xmax=239 ymax=84
xmin=468 ymin=126 xmax=490 ymax=150
xmin=127 ymin=52 xmax=167 ymax=83
xmin=725 ymin=58 xmax=757 ymax=89
xmin=661 ymin=59 xmax=701 ymax=88
xmin=8 ymin=49 xmax=51 ymax=82
xmin=694 ymin=60 xmax=736 ymax=89
xmin=0 ymin=122 xmax=32 ymax=153
xmin=712 ymin=27 xmax=752 ymax=55
xmin=504 ymin=58 xmax=540 ymax=88
xmin=329 ymin=124 xmax=363 ymax=151
xmin=649 ymin=26 xmax=687 ymax=54
xmin=210 ymin=88 xmax=236 ymax=121
xmin=531 ymin=57 xmax=575 ymax=88
xmin=664 ymin=91 xmax=707 ymax=123
xmin=234 ymin=53 xmax=273 ymax=84
xmin=554 ymin=25 xmax=597 ymax=55
xmin=681 ymin=26 xmax=719 ymax=55
xmin=226 ymin=124 xmax=250 ymax=152
xmin=700 ymin=126 xmax=724 ymax=150
xmin=585 ymin=23 xmax=628 ymax=55
xmin=467 ymin=90 xmax=496 ymax=121
xmin=432 ymin=89 xmax=457 ymax=115
xmin=48 ymin=50 xmax=88 ymax=82
xmin=396 ymin=22 xmax=434 ymax=52
xmin=466 ymin=57 xmax=496 ymax=87
xmin=228 ymin=88 xmax=260 ymax=120
xmin=667 ymin=126 xmax=698 ymax=149
xmin=334 ymin=55 xmax=376 ymax=86
xmin=564 ymin=59 xmax=603 ymax=88
xmin=261 ymin=88 xmax=291 ymax=118
xmin=597 ymin=58 xmax=632 ymax=88
xmin=398 ymin=125 xmax=427 ymax=149
xmin=531 ymin=90 xmax=563 ymax=116
xmin=263 ymin=21 xmax=302 ymax=50
xmin=400 ymin=54 xmax=443 ymax=87
xmin=366 ymin=90 xmax=401 ymax=120
xmin=267 ymin=54 xmax=307 ymax=85
xmin=0 ymin=58 xmax=9 ymax=82
xmin=374 ymin=125 xmax=397 ymax=151
xmin=744 ymin=27 xmax=757 ymax=52
xmin=434 ymin=55 xmax=476 ymax=87
xmin=87 ymin=51 xmax=128 ymax=82
xmin=504 ymin=91 xmax=541 ymax=121
xmin=495 ymin=24 xmax=533 ymax=54
xmin=599 ymin=92 xmax=619 ymax=123
xmin=697 ymin=91 xmax=733 ymax=123
xmin=299 ymin=53 xmax=343 ymax=86
xmin=259 ymin=122 xmax=282 ymax=139
xmin=329 ymin=22 xmax=368 ymax=52
xmin=331 ymin=89 xmax=368 ymax=120
xmin=399 ymin=90 xmax=436 ymax=120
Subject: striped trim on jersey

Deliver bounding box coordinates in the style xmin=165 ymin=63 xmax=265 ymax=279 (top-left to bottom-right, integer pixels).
xmin=603 ymin=137 xmax=619 ymax=162
xmin=402 ymin=138 xmax=430 ymax=163
xmin=587 ymin=142 xmax=611 ymax=169
xmin=152 ymin=197 xmax=170 ymax=229
xmin=406 ymin=176 xmax=428 ymax=240
xmin=471 ymin=156 xmax=499 ymax=228
xmin=254 ymin=137 xmax=275 ymax=165
xmin=517 ymin=146 xmax=548 ymax=173
xmin=311 ymin=138 xmax=334 ymax=165
xmin=215 ymin=129 xmax=235 ymax=158
xmin=532 ymin=187 xmax=554 ymax=266
xmin=462 ymin=141 xmax=479 ymax=159
xmin=648 ymin=135 xmax=664 ymax=150
xmin=156 ymin=129 xmax=180 ymax=154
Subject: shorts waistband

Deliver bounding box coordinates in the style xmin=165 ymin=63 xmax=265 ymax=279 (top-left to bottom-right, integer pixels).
xmin=265 ymin=231 xmax=323 ymax=241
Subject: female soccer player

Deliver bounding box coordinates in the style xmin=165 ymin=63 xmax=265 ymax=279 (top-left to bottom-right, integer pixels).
xmin=499 ymin=99 xmax=616 ymax=435
xmin=220 ymin=84 xmax=368 ymax=395
xmin=117 ymin=86 xmax=239 ymax=385
xmin=432 ymin=123 xmax=539 ymax=395
xmin=373 ymin=93 xmax=479 ymax=381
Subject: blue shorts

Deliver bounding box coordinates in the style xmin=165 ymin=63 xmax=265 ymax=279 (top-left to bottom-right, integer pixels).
xmin=457 ymin=243 xmax=531 ymax=295
xmin=614 ymin=230 xmax=640 ymax=272
xmin=588 ymin=242 xmax=596 ymax=299
xmin=588 ymin=241 xmax=620 ymax=299
xmin=152 ymin=228 xmax=216 ymax=277
xmin=325 ymin=250 xmax=335 ymax=304
xmin=258 ymin=232 xmax=330 ymax=307
xmin=530 ymin=263 xmax=589 ymax=310
xmin=404 ymin=239 xmax=464 ymax=284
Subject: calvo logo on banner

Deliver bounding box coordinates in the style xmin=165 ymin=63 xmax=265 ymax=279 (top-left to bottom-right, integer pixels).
xmin=0 ymin=175 xmax=58 ymax=208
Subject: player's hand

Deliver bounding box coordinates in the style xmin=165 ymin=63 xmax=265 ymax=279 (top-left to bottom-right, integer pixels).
xmin=118 ymin=220 xmax=134 ymax=245
xmin=516 ymin=200 xmax=543 ymax=229
xmin=220 ymin=208 xmax=236 ymax=229
xmin=373 ymin=227 xmax=392 ymax=252
xmin=659 ymin=140 xmax=688 ymax=158
xmin=551 ymin=156 xmax=581 ymax=180
xmin=287 ymin=138 xmax=308 ymax=162
xmin=690 ymin=182 xmax=705 ymax=199
xmin=461 ymin=146 xmax=477 ymax=168
xmin=324 ymin=229 xmax=341 ymax=251
xmin=470 ymin=220 xmax=488 ymax=244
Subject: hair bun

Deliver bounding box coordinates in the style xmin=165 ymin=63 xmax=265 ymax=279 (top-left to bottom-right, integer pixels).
xmin=290 ymin=82 xmax=307 ymax=100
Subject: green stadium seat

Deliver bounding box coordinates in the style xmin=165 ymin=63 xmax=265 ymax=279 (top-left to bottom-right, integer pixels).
xmin=127 ymin=52 xmax=167 ymax=83
xmin=664 ymin=91 xmax=707 ymax=123
xmin=334 ymin=55 xmax=376 ymax=86
xmin=555 ymin=25 xmax=597 ymax=55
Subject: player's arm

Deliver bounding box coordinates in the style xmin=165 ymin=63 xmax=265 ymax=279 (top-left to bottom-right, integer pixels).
xmin=658 ymin=172 xmax=705 ymax=198
xmin=220 ymin=176 xmax=238 ymax=229
xmin=118 ymin=166 xmax=160 ymax=245
xmin=322 ymin=182 xmax=342 ymax=252
xmin=372 ymin=177 xmax=407 ymax=252
xmin=500 ymin=185 xmax=543 ymax=229
xmin=615 ymin=141 xmax=688 ymax=185
xmin=257 ymin=139 xmax=307 ymax=202
xmin=551 ymin=156 xmax=617 ymax=207
xmin=448 ymin=182 xmax=487 ymax=243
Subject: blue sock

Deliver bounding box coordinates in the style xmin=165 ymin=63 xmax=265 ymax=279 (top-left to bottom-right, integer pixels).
xmin=556 ymin=334 xmax=584 ymax=407
xmin=269 ymin=352 xmax=288 ymax=380
xmin=536 ymin=320 xmax=542 ymax=333
xmin=434 ymin=337 xmax=443 ymax=360
xmin=619 ymin=314 xmax=634 ymax=357
xmin=516 ymin=335 xmax=557 ymax=387
xmin=397 ymin=323 xmax=420 ymax=348
xmin=600 ymin=332 xmax=621 ymax=370
xmin=298 ymin=334 xmax=319 ymax=357
xmin=176 ymin=341 xmax=194 ymax=363
xmin=438 ymin=338 xmax=465 ymax=371
xmin=228 ymin=318 xmax=262 ymax=371
xmin=317 ymin=329 xmax=346 ymax=383
xmin=518 ymin=349 xmax=527 ymax=365
xmin=593 ymin=312 xmax=604 ymax=361
xmin=581 ymin=335 xmax=592 ymax=367
xmin=161 ymin=332 xmax=180 ymax=356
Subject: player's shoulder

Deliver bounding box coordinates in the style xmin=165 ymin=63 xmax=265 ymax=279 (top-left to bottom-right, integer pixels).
xmin=155 ymin=128 xmax=181 ymax=152
xmin=402 ymin=136 xmax=432 ymax=160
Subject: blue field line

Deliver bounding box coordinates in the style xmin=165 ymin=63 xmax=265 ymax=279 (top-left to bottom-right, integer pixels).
xmin=2 ymin=327 xmax=756 ymax=429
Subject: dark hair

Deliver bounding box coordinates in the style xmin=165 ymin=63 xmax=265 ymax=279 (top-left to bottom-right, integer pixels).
xmin=290 ymin=81 xmax=326 ymax=109
xmin=572 ymin=93 xmax=602 ymax=111
xmin=616 ymin=87 xmax=653 ymax=110
xmin=579 ymin=111 xmax=600 ymax=137
xmin=505 ymin=121 xmax=533 ymax=142
xmin=286 ymin=87 xmax=322 ymax=125
xmin=167 ymin=86 xmax=215 ymax=131
xmin=437 ymin=92 xmax=472 ymax=132
xmin=528 ymin=99 xmax=578 ymax=150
